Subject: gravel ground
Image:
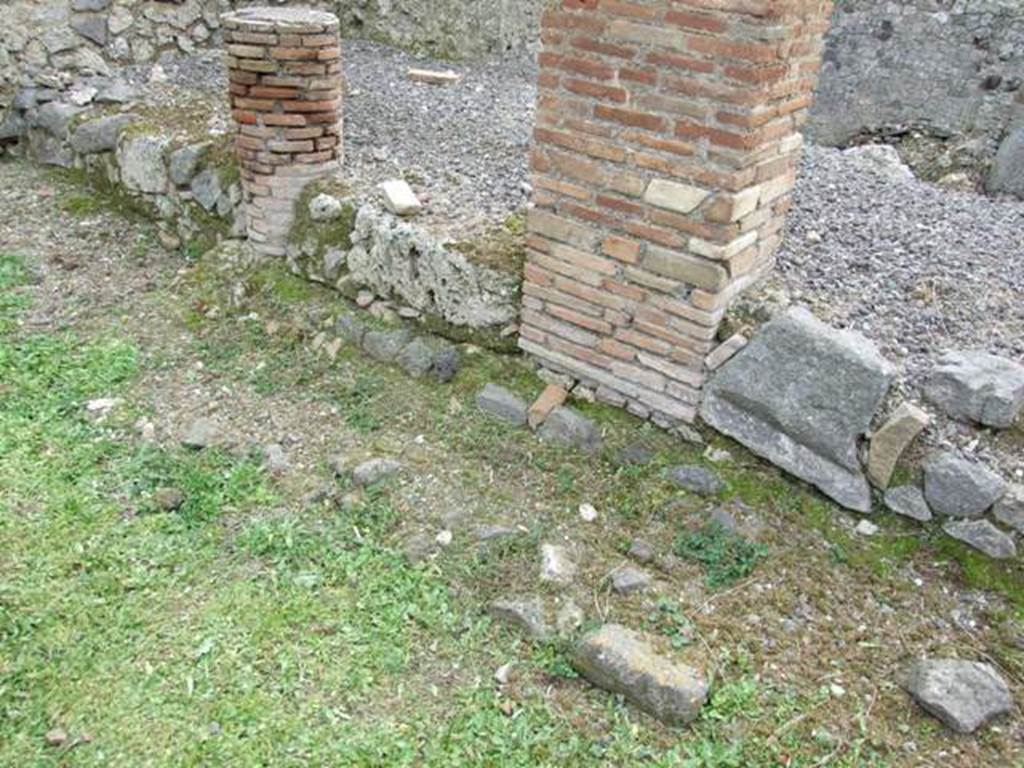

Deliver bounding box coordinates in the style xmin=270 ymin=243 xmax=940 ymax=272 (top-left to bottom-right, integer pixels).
xmin=128 ymin=41 xmax=535 ymax=238
xmin=771 ymin=145 xmax=1024 ymax=385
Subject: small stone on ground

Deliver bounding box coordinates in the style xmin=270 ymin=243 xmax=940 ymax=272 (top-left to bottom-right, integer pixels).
xmin=475 ymin=383 xmax=528 ymax=426
xmin=540 ymin=543 xmax=576 ymax=586
xmin=993 ymin=484 xmax=1024 ymax=533
xmin=665 ymin=465 xmax=724 ymax=496
xmin=488 ymin=597 xmax=550 ymax=640
xmin=181 ymin=417 xmax=220 ymax=449
xmin=379 ymin=179 xmax=422 ymax=216
xmin=924 ymin=351 xmax=1024 ymax=429
xmin=574 ymin=624 xmax=708 ymax=726
xmin=884 ymin=486 xmax=933 ymax=522
xmin=612 ymin=566 xmax=652 ymax=595
xmin=923 ymin=452 xmax=1007 ymax=518
xmin=538 ymin=406 xmax=602 ymax=453
xmin=904 ymin=658 xmax=1013 ymax=733
xmin=943 ymin=519 xmax=1017 ymax=559
xmin=351 ymin=458 xmax=402 ymax=487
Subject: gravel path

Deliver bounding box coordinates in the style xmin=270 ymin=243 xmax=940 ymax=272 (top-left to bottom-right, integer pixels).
xmin=131 ymin=41 xmax=535 ymax=237
xmin=774 ymin=146 xmax=1024 ymax=387
xmin=127 ymin=43 xmax=1023 ymax=391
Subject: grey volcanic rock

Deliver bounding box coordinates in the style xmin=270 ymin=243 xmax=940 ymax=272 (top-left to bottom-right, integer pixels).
xmin=181 ymin=417 xmax=220 ymax=449
xmin=923 ymin=453 xmax=1006 ymax=519
xmin=988 ymin=126 xmax=1024 ymax=198
xmin=352 ymin=458 xmax=402 ymax=487
xmin=190 ymin=169 xmax=222 ymax=212
xmin=665 ymin=465 xmax=723 ymax=497
xmin=32 ymin=102 xmax=83 ymax=139
xmin=884 ymin=486 xmax=932 ymax=523
xmin=904 ymin=659 xmax=1013 ymax=733
xmin=575 ymin=624 xmax=708 ymax=726
xmin=362 ymin=329 xmax=412 ymax=363
xmin=475 ymin=383 xmax=528 ymax=426
xmin=396 ymin=338 xmax=435 ymax=378
xmin=943 ymin=520 xmax=1017 ymax=560
xmin=924 ymin=351 xmax=1024 ymax=429
xmin=612 ymin=567 xmax=651 ymax=595
xmin=168 ymin=142 xmax=210 ymax=187
xmin=700 ymin=307 xmax=894 ymax=512
xmin=538 ymin=406 xmax=602 ymax=453
xmin=488 ymin=597 xmax=550 ymax=640
xmin=994 ymin=484 xmax=1024 ymax=533
xmin=70 ymin=114 xmax=138 ymax=154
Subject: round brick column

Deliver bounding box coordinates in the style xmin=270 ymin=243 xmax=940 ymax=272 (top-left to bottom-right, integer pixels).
xmin=221 ymin=7 xmax=343 ymax=257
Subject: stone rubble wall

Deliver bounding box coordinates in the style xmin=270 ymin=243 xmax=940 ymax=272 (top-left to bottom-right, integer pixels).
xmin=4 ymin=97 xmax=244 ymax=249
xmin=807 ymin=0 xmax=1024 ymax=148
xmin=0 ymin=0 xmax=546 ymax=96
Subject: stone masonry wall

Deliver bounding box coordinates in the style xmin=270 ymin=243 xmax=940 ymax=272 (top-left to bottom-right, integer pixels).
xmin=519 ymin=0 xmax=834 ymax=429
xmin=0 ymin=0 xmax=546 ymax=97
xmin=807 ymin=0 xmax=1024 ymax=148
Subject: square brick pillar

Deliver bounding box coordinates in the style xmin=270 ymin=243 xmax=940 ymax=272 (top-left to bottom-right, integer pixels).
xmin=520 ymin=0 xmax=833 ymax=427
xmin=222 ymin=7 xmax=343 ymax=258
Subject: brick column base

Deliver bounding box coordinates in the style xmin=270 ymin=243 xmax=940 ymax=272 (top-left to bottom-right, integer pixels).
xmin=222 ymin=7 xmax=343 ymax=258
xmin=521 ymin=0 xmax=833 ymax=428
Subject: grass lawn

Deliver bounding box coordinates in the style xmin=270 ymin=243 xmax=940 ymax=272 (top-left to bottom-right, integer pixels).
xmin=1 ymin=189 xmax=1021 ymax=768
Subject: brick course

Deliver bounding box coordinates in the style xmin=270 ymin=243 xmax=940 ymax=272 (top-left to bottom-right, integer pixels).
xmin=522 ymin=0 xmax=833 ymax=429
xmin=222 ymin=7 xmax=343 ymax=257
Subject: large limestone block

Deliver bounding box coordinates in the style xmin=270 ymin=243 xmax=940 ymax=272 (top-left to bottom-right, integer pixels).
xmin=700 ymin=307 xmax=894 ymax=512
xmin=575 ymin=624 xmax=708 ymax=726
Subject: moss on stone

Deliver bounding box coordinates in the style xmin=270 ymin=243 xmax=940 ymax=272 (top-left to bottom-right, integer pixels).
xmin=419 ymin=312 xmax=519 ymax=354
xmin=448 ymin=213 xmax=527 ymax=278
xmin=288 ymin=180 xmax=357 ymax=263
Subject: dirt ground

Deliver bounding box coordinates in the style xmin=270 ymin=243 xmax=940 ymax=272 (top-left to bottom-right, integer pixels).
xmin=1 ymin=159 xmax=1021 ymax=766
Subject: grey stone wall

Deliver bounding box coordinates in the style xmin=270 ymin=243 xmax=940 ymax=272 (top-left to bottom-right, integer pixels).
xmin=809 ymin=1 xmax=1023 ymax=146
xmin=2 ymin=1 xmax=1022 ymax=190
xmin=0 ymin=0 xmax=545 ymax=96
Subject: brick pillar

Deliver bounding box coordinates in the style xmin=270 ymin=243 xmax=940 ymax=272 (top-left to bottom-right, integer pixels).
xmin=221 ymin=7 xmax=343 ymax=257
xmin=521 ymin=0 xmax=833 ymax=427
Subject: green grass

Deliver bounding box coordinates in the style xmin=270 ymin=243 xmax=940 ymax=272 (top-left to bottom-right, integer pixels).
xmin=675 ymin=523 xmax=769 ymax=589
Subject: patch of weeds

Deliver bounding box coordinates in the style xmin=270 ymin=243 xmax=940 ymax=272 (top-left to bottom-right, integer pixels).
xmin=701 ymin=677 xmax=760 ymax=723
xmin=341 ymin=489 xmax=401 ymax=538
xmin=641 ymin=598 xmax=695 ymax=650
xmin=0 ymin=253 xmax=29 ymax=332
xmin=531 ymin=641 xmax=580 ymax=680
xmin=448 ymin=213 xmax=527 ymax=277
xmin=675 ymin=522 xmax=768 ymax=589
xmin=59 ymin=192 xmax=105 ymax=217
xmin=127 ymin=446 xmax=276 ymax=527
xmin=337 ymin=373 xmax=386 ymax=433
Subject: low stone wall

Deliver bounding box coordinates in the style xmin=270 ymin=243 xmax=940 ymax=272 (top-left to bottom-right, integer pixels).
xmin=3 ymin=95 xmax=244 ymax=252
xmin=288 ymin=193 xmax=522 ymax=334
